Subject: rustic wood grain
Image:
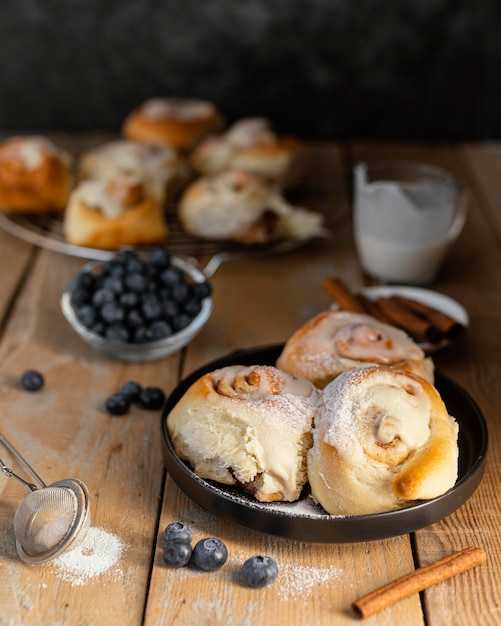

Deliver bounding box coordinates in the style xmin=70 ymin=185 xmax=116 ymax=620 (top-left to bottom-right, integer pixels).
xmin=0 ymin=138 xmax=500 ymax=625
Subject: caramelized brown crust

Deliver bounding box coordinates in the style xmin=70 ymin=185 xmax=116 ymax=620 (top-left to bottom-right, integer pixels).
xmin=0 ymin=136 xmax=72 ymax=212
xmin=122 ymin=97 xmax=224 ymax=151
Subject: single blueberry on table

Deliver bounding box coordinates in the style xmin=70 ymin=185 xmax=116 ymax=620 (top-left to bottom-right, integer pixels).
xmin=120 ymin=381 xmax=142 ymax=402
xmin=105 ymin=393 xmax=130 ymax=416
xmin=192 ymin=537 xmax=228 ymax=571
xmin=139 ymin=387 xmax=166 ymax=410
xmin=20 ymin=370 xmax=45 ymax=392
xmin=241 ymin=555 xmax=279 ymax=588
xmin=163 ymin=522 xmax=193 ymax=544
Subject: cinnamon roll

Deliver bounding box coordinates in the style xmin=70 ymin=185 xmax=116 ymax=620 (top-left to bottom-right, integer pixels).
xmin=178 ymin=169 xmax=324 ymax=245
xmin=0 ymin=135 xmax=73 ymax=212
xmin=63 ymin=169 xmax=168 ymax=249
xmin=308 ymin=365 xmax=459 ymax=515
xmin=190 ymin=117 xmax=301 ymax=184
xmin=122 ymin=97 xmax=224 ymax=151
xmin=166 ymin=364 xmax=320 ymax=502
xmin=276 ymin=310 xmax=434 ymax=388
xmin=78 ymin=139 xmax=188 ymax=204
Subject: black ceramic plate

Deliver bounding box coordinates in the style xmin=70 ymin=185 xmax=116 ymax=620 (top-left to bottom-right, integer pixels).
xmin=160 ymin=345 xmax=488 ymax=543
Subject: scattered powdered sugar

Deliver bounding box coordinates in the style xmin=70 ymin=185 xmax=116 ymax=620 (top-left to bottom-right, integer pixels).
xmin=276 ymin=563 xmax=343 ymax=600
xmin=50 ymin=526 xmax=125 ymax=586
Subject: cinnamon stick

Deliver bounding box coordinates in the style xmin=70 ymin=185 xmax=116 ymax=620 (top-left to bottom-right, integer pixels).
xmin=392 ymin=295 xmax=465 ymax=340
xmin=375 ymin=297 xmax=444 ymax=344
xmin=352 ymin=546 xmax=486 ymax=619
xmin=322 ymin=277 xmax=366 ymax=313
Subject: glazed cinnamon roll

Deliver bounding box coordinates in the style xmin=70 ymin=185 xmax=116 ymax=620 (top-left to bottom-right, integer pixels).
xmin=308 ymin=365 xmax=459 ymax=515
xmin=78 ymin=139 xmax=188 ymax=204
xmin=0 ymin=135 xmax=73 ymax=212
xmin=63 ymin=169 xmax=168 ymax=249
xmin=178 ymin=169 xmax=324 ymax=245
xmin=276 ymin=310 xmax=434 ymax=388
xmin=190 ymin=117 xmax=301 ymax=184
xmin=122 ymin=97 xmax=224 ymax=151
xmin=166 ymin=364 xmax=320 ymax=502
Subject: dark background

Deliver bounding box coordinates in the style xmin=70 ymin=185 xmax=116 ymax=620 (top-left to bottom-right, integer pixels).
xmin=1 ymin=0 xmax=500 ymax=141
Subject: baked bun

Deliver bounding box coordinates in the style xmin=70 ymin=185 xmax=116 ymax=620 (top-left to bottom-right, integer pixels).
xmin=122 ymin=97 xmax=224 ymax=151
xmin=308 ymin=365 xmax=459 ymax=515
xmin=63 ymin=169 xmax=168 ymax=249
xmin=178 ymin=169 xmax=324 ymax=245
xmin=276 ymin=310 xmax=434 ymax=388
xmin=78 ymin=139 xmax=188 ymax=204
xmin=190 ymin=117 xmax=300 ymax=184
xmin=166 ymin=364 xmax=320 ymax=502
xmin=0 ymin=135 xmax=72 ymax=212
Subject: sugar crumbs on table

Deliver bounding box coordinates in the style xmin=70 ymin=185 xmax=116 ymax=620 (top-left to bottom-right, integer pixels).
xmin=51 ymin=527 xmax=125 ymax=586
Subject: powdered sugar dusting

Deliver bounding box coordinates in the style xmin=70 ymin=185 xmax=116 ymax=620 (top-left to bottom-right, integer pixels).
xmin=277 ymin=563 xmax=343 ymax=600
xmin=51 ymin=527 xmax=125 ymax=586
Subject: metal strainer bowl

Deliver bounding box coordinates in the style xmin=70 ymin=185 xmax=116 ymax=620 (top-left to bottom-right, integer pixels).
xmin=0 ymin=434 xmax=91 ymax=564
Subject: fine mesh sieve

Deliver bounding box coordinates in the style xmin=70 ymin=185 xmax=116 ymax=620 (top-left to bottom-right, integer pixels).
xmin=0 ymin=434 xmax=91 ymax=564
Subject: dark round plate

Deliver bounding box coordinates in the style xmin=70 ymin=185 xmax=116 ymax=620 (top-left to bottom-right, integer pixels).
xmin=160 ymin=344 xmax=488 ymax=543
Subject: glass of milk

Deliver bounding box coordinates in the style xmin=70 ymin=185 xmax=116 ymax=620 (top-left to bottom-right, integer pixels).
xmin=353 ymin=161 xmax=467 ymax=285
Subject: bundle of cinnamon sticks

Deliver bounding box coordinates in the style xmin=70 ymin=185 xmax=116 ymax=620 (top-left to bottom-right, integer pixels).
xmin=323 ymin=277 xmax=465 ymax=346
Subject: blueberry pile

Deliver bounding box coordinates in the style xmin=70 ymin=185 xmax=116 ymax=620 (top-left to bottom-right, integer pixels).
xmin=70 ymin=247 xmax=212 ymax=344
xmin=162 ymin=521 xmax=278 ymax=588
xmin=105 ymin=380 xmax=166 ymax=415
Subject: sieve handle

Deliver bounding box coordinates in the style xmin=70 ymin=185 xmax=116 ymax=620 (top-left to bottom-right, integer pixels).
xmin=0 ymin=434 xmax=46 ymax=489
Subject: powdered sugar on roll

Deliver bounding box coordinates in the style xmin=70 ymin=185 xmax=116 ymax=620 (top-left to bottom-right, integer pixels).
xmin=166 ymin=364 xmax=320 ymax=502
xmin=308 ymin=365 xmax=459 ymax=515
xmin=277 ymin=310 xmax=434 ymax=388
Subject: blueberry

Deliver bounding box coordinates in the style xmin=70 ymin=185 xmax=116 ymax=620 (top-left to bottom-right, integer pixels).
xmin=102 ymin=276 xmax=124 ymax=295
xmin=160 ymin=267 xmax=183 ymax=287
xmin=163 ymin=541 xmax=192 ymax=568
xmin=191 ymin=282 xmax=212 ymax=301
xmin=148 ymin=320 xmax=173 ymax=340
xmin=120 ymin=381 xmax=142 ymax=402
xmin=100 ymin=301 xmax=125 ymax=323
xmin=119 ymin=291 xmax=139 ymax=308
xmin=183 ymin=298 xmax=202 ymax=317
xmin=192 ymin=537 xmax=228 ymax=571
xmin=133 ymin=326 xmax=154 ymax=343
xmin=126 ymin=309 xmax=144 ymax=329
xmin=20 ymin=370 xmax=44 ymax=392
xmin=161 ymin=299 xmax=179 ymax=318
xmin=171 ymin=282 xmax=189 ymax=304
xmin=142 ymin=295 xmax=162 ymax=321
xmin=105 ymin=323 xmax=130 ymax=343
xmin=139 ymin=386 xmax=166 ymax=410
xmin=90 ymin=320 xmax=106 ymax=336
xmin=171 ymin=313 xmax=192 ymax=332
xmin=71 ymin=287 xmax=92 ymax=308
xmin=105 ymin=393 xmax=130 ymax=416
xmin=148 ymin=247 xmax=172 ymax=269
xmin=92 ymin=287 xmax=116 ymax=308
xmin=75 ymin=270 xmax=96 ymax=291
xmin=241 ymin=555 xmax=279 ymax=588
xmin=125 ymin=272 xmax=148 ymax=292
xmin=163 ymin=522 xmax=193 ymax=544
xmin=76 ymin=304 xmax=98 ymax=327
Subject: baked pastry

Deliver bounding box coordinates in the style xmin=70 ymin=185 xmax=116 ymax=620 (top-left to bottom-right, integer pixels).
xmin=78 ymin=139 xmax=188 ymax=204
xmin=308 ymin=365 xmax=459 ymax=515
xmin=63 ymin=169 xmax=168 ymax=248
xmin=276 ymin=310 xmax=434 ymax=388
xmin=0 ymin=135 xmax=72 ymax=212
xmin=122 ymin=97 xmax=224 ymax=151
xmin=166 ymin=364 xmax=320 ymax=502
xmin=190 ymin=117 xmax=301 ymax=184
xmin=178 ymin=169 xmax=324 ymax=245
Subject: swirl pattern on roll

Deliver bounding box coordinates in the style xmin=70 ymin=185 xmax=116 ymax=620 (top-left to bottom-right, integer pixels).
xmin=307 ymin=365 xmax=459 ymax=515
xmin=276 ymin=310 xmax=434 ymax=388
xmin=166 ymin=364 xmax=319 ymax=502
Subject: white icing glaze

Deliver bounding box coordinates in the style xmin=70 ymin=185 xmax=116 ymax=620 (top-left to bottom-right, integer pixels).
xmin=141 ymin=98 xmax=215 ymax=121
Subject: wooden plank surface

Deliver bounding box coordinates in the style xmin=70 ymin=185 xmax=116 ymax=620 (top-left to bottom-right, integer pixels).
xmin=0 ymin=138 xmax=499 ymax=625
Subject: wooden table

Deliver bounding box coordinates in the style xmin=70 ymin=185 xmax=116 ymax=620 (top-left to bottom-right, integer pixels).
xmin=0 ymin=137 xmax=500 ymax=626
